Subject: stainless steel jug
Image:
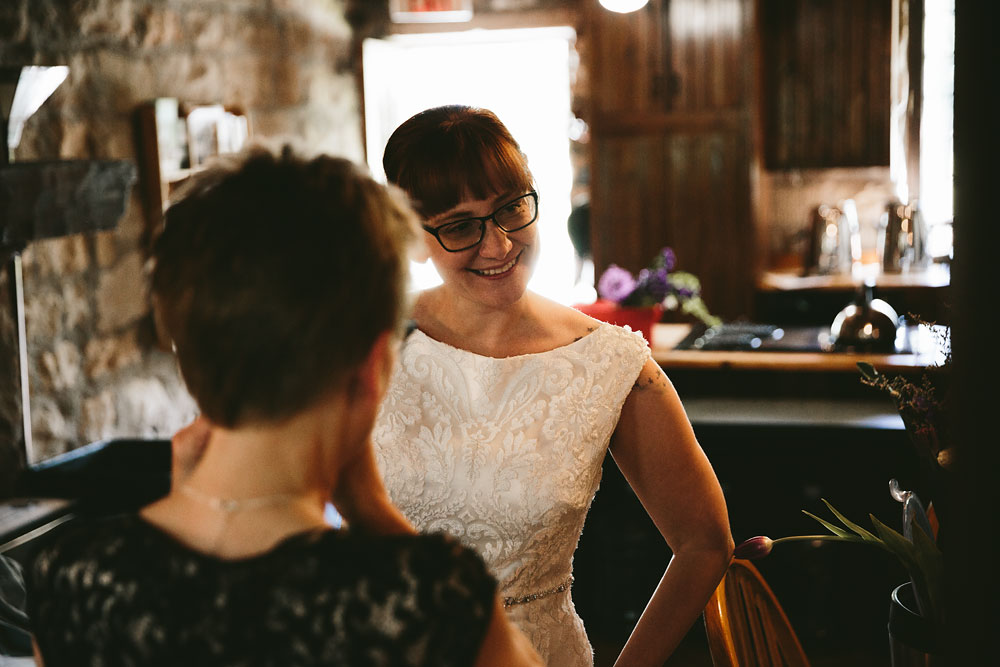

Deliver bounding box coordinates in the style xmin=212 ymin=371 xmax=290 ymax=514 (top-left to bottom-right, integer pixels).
xmin=878 ymin=201 xmax=928 ymax=273
xmin=804 ymin=199 xmax=861 ymax=275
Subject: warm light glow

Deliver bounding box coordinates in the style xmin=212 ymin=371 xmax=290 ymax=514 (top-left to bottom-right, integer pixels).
xmin=599 ymin=0 xmax=649 ymax=13
xmin=920 ymin=0 xmax=954 ymax=259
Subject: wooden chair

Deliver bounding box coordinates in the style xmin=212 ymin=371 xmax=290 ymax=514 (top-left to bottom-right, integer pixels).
xmin=703 ymin=559 xmax=811 ymax=667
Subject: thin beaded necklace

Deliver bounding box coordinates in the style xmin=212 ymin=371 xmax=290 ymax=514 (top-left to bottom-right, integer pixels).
xmin=179 ymin=483 xmax=302 ymax=513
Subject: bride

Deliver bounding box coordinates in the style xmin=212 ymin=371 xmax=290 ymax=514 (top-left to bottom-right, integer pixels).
xmin=372 ymin=105 xmax=734 ymax=666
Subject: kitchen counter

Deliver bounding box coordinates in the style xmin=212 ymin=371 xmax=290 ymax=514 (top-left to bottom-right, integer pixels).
xmin=649 ymin=323 xmax=946 ymax=428
xmin=650 ymin=323 xmax=947 ymax=373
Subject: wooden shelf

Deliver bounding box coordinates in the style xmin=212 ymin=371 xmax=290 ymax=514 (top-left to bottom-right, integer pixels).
xmin=134 ymin=99 xmax=250 ymax=231
xmin=758 ymin=264 xmax=950 ymax=292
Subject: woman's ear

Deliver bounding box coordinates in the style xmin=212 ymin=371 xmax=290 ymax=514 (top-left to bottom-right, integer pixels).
xmin=356 ymin=331 xmax=397 ymax=402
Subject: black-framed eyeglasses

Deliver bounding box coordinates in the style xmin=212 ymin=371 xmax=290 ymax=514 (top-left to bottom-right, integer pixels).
xmin=422 ymin=192 xmax=538 ymax=252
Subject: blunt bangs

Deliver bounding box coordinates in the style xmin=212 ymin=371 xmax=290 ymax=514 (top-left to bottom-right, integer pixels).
xmin=383 ymin=106 xmax=534 ymax=219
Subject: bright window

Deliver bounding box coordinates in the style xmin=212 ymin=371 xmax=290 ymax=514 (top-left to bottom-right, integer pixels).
xmin=919 ymin=0 xmax=955 ymax=259
xmin=362 ymin=27 xmax=579 ymax=304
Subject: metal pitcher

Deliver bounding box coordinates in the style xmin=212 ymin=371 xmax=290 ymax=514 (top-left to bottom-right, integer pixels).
xmin=804 ymin=199 xmax=861 ymax=275
xmin=879 ymin=201 xmax=928 ymax=273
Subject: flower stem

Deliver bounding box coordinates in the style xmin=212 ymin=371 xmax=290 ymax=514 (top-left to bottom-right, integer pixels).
xmin=771 ymin=535 xmax=869 ymax=546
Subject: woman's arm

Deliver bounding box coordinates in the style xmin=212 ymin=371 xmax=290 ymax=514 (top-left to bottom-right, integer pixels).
xmin=474 ymin=598 xmax=543 ymax=667
xmin=609 ymin=358 xmax=734 ymax=666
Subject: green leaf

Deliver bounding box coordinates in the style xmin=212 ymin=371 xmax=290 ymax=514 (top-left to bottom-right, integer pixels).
xmin=822 ymin=499 xmax=882 ymax=543
xmin=802 ymin=510 xmax=853 ymax=538
xmin=870 ymin=514 xmax=943 ymax=621
xmin=870 ymin=514 xmax=919 ymax=566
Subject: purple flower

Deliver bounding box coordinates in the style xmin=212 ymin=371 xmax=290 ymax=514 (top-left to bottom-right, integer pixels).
xmin=597 ymin=265 xmax=637 ymax=303
xmin=659 ymin=247 xmax=676 ymax=272
xmin=733 ymin=536 xmax=774 ymax=559
xmin=636 ymin=267 xmax=670 ymax=301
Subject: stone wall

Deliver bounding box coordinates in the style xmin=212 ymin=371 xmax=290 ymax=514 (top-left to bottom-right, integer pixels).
xmin=1 ymin=0 xmax=365 ymax=466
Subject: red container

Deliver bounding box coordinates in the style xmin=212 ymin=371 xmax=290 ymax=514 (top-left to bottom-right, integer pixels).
xmin=574 ymin=299 xmax=662 ymax=346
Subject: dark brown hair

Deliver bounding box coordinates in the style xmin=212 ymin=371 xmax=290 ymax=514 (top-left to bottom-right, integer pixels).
xmin=151 ymin=145 xmax=417 ymax=428
xmin=382 ymin=105 xmax=534 ymax=218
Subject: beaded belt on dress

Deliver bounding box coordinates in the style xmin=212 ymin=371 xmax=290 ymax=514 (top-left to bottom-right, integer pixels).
xmin=502 ymin=576 xmax=574 ymax=608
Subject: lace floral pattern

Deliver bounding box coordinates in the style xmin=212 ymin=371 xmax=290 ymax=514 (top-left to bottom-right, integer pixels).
xmin=373 ymin=323 xmax=650 ymax=666
xmin=27 ymin=515 xmax=495 ymax=666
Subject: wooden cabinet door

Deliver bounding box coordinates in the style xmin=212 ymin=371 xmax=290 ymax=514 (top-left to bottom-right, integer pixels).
xmin=591 ymin=128 xmax=756 ymax=320
xmin=759 ymin=0 xmax=892 ymax=168
xmin=587 ymin=0 xmax=757 ymax=320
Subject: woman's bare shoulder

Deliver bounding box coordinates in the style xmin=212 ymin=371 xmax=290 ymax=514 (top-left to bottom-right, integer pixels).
xmin=528 ymin=293 xmax=603 ymax=342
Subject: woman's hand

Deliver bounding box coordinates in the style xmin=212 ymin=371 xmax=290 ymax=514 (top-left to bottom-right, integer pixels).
xmin=330 ymin=440 xmax=416 ymax=536
xmin=474 ymin=598 xmax=543 ymax=667
xmin=609 ymin=358 xmax=734 ymax=666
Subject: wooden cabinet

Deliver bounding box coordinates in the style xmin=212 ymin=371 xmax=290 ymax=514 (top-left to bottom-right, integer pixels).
xmin=586 ymin=0 xmax=758 ymax=320
xmin=759 ymin=0 xmax=892 ymax=169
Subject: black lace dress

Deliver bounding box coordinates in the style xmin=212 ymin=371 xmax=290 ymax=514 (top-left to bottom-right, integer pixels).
xmin=27 ymin=514 xmax=496 ymax=666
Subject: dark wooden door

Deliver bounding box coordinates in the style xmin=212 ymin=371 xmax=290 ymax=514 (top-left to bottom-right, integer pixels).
xmin=586 ymin=0 xmax=758 ymax=320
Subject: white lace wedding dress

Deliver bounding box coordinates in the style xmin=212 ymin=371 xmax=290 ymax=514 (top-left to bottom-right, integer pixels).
xmin=372 ymin=323 xmax=650 ymax=666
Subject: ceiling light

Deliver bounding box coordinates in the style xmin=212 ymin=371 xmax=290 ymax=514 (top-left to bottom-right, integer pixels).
xmin=599 ymin=0 xmax=650 ymax=13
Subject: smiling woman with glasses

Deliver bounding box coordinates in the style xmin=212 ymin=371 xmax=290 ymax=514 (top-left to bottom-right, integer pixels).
xmin=424 ymin=191 xmax=538 ymax=252
xmin=373 ymin=105 xmax=733 ymax=667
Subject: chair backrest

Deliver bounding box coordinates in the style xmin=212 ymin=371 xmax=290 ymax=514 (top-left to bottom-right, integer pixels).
xmin=703 ymin=559 xmax=810 ymax=667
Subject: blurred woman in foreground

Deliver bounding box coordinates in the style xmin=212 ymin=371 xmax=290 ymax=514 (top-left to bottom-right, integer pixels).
xmin=27 ymin=146 xmax=540 ymax=667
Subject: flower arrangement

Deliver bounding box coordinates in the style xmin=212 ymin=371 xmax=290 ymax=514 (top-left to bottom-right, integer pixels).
xmin=596 ymin=247 xmax=721 ymax=328
xmin=859 ymin=324 xmax=953 ymax=470
xmin=734 ymin=322 xmax=953 ymax=633
xmin=734 ymin=483 xmax=944 ymax=626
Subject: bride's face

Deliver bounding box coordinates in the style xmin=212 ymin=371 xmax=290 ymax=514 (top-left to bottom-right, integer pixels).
xmin=423 ymin=189 xmax=539 ymax=311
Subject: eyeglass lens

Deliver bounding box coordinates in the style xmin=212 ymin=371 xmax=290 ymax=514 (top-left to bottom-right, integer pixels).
xmin=436 ymin=193 xmax=537 ymax=251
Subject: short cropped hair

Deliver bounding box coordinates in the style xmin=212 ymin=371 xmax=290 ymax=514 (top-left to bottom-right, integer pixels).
xmin=382 ymin=105 xmax=534 ymax=218
xmin=151 ymin=145 xmax=417 ymax=428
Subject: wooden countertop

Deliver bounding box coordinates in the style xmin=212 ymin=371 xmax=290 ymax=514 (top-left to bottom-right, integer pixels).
xmin=758 ymin=264 xmax=950 ymax=291
xmin=650 ymin=324 xmax=947 ymax=373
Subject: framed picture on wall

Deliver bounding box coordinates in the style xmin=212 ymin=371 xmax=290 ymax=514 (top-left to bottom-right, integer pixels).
xmin=389 ymin=0 xmax=473 ymax=23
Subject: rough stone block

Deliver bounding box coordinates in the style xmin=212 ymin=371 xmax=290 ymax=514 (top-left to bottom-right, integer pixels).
xmin=23 ymin=286 xmax=63 ymax=343
xmin=117 ymin=375 xmax=184 ymax=437
xmin=138 ymin=6 xmax=185 ymax=49
xmin=93 ymin=230 xmax=118 ymax=268
xmin=85 ymin=331 xmax=141 ymax=380
xmin=81 ymin=389 xmax=116 ymax=443
xmin=62 ymin=281 xmax=91 ymax=332
xmin=218 ymin=53 xmax=305 ymax=109
xmin=21 ymin=234 xmax=91 ymax=278
xmin=96 ymin=251 xmax=148 ymax=332
xmin=29 ymin=395 xmax=76 ymax=458
xmin=77 ymin=0 xmax=140 ymax=42
xmin=39 ymin=339 xmax=81 ymax=392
